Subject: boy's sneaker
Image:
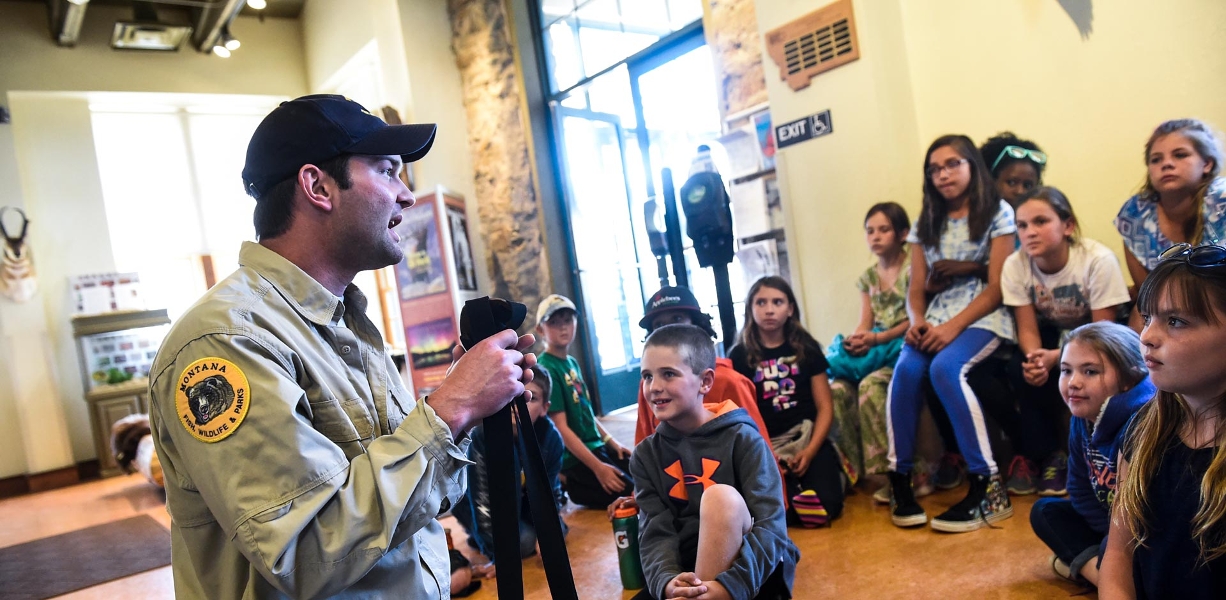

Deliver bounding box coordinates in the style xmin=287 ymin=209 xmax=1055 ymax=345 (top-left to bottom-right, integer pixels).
xmin=1038 ymin=453 xmax=1069 ymax=497
xmin=887 ymin=471 xmax=927 ymax=527
xmin=930 ymin=473 xmax=1013 ymax=533
xmin=1006 ymin=455 xmax=1038 ymax=496
xmin=791 ymin=490 xmax=829 ymax=527
xmin=934 ymin=453 xmax=965 ymax=490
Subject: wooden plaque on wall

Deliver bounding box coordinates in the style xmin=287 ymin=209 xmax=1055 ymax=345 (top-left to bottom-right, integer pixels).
xmin=764 ymin=0 xmax=860 ymax=91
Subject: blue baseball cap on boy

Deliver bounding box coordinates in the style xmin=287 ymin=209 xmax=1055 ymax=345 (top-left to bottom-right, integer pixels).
xmin=242 ymin=94 xmax=437 ymax=200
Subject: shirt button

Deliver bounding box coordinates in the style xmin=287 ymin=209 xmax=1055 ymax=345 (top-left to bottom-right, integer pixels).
xmin=341 ymin=345 xmax=352 ymax=354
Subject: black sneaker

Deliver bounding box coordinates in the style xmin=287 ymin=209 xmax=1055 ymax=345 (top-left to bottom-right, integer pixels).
xmin=887 ymin=471 xmax=927 ymax=527
xmin=930 ymin=473 xmax=1012 ymax=533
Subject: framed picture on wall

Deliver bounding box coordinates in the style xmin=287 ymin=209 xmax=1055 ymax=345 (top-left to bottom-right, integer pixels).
xmin=445 ymin=205 xmax=478 ymax=291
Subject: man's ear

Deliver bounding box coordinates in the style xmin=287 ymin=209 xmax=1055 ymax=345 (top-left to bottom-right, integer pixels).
xmin=700 ymin=368 xmax=715 ymax=394
xmin=298 ymin=164 xmax=335 ymax=212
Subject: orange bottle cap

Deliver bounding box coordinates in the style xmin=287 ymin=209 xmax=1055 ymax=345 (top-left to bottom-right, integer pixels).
xmin=613 ymin=506 xmax=638 ymax=519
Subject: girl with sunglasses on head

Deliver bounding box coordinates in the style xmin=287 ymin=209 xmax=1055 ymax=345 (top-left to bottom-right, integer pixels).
xmin=885 ymin=134 xmax=1017 ymax=532
xmin=1115 ymin=119 xmax=1226 ymax=331
xmin=986 ymin=187 xmax=1131 ymax=498
xmin=1099 ymin=243 xmax=1226 ymax=598
xmin=981 ymin=132 xmax=1048 ymax=208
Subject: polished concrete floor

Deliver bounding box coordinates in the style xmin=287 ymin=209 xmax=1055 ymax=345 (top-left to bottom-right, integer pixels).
xmin=0 ymin=413 xmax=1090 ymax=599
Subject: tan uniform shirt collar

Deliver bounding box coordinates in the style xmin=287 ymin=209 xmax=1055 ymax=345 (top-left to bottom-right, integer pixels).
xmin=238 ymin=241 xmax=355 ymax=326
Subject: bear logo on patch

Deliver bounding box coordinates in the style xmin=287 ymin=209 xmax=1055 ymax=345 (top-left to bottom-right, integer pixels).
xmin=188 ymin=375 xmax=235 ymax=426
xmin=175 ymin=357 xmax=250 ymax=443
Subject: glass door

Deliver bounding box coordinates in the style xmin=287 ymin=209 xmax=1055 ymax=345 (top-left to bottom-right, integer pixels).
xmin=546 ymin=20 xmax=724 ymax=414
xmin=627 ymin=29 xmax=732 ymax=339
xmin=552 ymin=107 xmax=646 ymax=412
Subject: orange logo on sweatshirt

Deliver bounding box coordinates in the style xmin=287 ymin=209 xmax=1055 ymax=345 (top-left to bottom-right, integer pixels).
xmin=663 ymin=458 xmax=722 ymax=501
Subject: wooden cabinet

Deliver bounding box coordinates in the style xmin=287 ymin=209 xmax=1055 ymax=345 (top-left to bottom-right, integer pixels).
xmin=86 ymin=380 xmax=151 ymax=477
xmin=71 ymin=309 xmax=169 ymax=477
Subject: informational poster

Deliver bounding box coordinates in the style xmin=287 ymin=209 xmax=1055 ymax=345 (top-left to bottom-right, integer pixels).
xmin=752 ymin=111 xmax=776 ymax=171
xmin=395 ymin=207 xmax=447 ymax=301
xmin=392 ymin=187 xmax=480 ymax=395
xmin=406 ymin=317 xmax=457 ymax=371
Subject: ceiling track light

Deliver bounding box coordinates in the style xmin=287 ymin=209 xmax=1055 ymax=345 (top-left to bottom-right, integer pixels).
xmin=221 ymin=26 xmax=240 ymax=51
xmin=212 ymin=44 xmax=231 ymax=58
xmin=247 ymin=0 xmax=267 ymax=10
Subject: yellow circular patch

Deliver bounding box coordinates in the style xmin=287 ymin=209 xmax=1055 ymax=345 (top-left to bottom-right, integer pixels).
xmin=174 ymin=357 xmax=250 ymax=443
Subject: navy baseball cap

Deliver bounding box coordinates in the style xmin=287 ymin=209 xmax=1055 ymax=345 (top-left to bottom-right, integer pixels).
xmin=242 ymin=94 xmax=437 ymax=199
xmin=639 ymin=286 xmax=709 ymax=330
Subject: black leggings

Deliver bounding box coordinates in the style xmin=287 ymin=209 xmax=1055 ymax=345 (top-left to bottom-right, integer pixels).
xmin=784 ymin=439 xmax=844 ymax=520
xmin=560 ymin=444 xmax=633 ymax=509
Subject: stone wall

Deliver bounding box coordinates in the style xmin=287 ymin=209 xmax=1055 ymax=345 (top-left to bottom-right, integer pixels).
xmin=446 ymin=0 xmax=547 ymax=308
xmin=705 ymin=0 xmax=768 ymax=116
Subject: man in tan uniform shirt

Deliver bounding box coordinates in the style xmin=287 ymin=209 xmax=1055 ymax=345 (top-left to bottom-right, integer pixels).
xmin=149 ymin=94 xmax=536 ymax=599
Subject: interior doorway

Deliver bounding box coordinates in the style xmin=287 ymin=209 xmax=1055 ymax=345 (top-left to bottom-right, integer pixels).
xmin=548 ymin=21 xmax=724 ymax=413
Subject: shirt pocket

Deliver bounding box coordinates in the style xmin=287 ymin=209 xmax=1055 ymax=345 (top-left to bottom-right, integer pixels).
xmin=307 ymin=394 xmax=373 ymax=444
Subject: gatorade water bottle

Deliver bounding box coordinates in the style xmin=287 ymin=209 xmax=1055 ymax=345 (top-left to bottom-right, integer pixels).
xmin=612 ymin=505 xmax=645 ymax=590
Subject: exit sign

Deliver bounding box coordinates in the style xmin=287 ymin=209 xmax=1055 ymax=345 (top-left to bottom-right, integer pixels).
xmin=774 ymin=110 xmax=833 ymax=149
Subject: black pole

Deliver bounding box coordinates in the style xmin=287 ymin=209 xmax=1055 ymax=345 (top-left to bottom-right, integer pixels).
xmin=711 ymin=262 xmax=737 ymax=353
xmin=661 ymin=168 xmax=687 ymax=288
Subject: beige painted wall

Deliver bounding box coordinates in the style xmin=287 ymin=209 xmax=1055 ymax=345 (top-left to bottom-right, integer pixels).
xmin=301 ymin=0 xmax=487 ymax=292
xmin=396 ymin=0 xmax=487 ymax=292
xmin=8 ymin=94 xmax=120 ymax=468
xmin=756 ymin=0 xmax=922 ymax=345
xmin=757 ymin=0 xmax=1226 ymax=344
xmin=0 ymin=0 xmax=308 ymax=477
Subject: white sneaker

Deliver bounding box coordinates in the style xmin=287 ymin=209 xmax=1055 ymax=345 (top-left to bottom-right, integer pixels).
xmin=873 ymin=478 xmax=933 ymax=505
xmin=873 ymin=483 xmax=891 ymax=504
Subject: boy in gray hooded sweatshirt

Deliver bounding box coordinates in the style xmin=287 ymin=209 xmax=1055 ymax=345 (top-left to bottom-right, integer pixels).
xmin=628 ymin=324 xmax=799 ymax=599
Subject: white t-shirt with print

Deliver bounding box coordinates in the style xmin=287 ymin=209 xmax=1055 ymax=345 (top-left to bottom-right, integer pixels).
xmin=1001 ymin=237 xmax=1130 ymax=332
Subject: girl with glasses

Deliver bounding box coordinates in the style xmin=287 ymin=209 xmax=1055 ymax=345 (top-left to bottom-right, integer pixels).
xmin=885 ymin=134 xmax=1016 ymax=532
xmin=980 ymin=132 xmax=1047 ymax=207
xmin=1115 ymin=119 xmax=1226 ymax=330
xmin=987 ymin=187 xmax=1130 ymax=499
xmin=1099 ymin=247 xmax=1226 ymax=598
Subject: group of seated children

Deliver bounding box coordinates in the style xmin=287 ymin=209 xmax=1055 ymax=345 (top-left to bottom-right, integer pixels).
xmin=450 ymin=117 xmax=1226 ymax=598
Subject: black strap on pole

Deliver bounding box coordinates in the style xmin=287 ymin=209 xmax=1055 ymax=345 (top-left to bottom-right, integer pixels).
xmin=459 ymin=297 xmax=577 ymax=600
xmin=513 ymin=396 xmax=578 ymax=598
xmin=711 ymin=261 xmax=738 ymax=354
xmin=661 ymin=168 xmax=688 ymax=288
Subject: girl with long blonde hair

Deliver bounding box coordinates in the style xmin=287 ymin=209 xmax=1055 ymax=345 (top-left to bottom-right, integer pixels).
xmin=1099 ymin=244 xmax=1226 ymax=597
